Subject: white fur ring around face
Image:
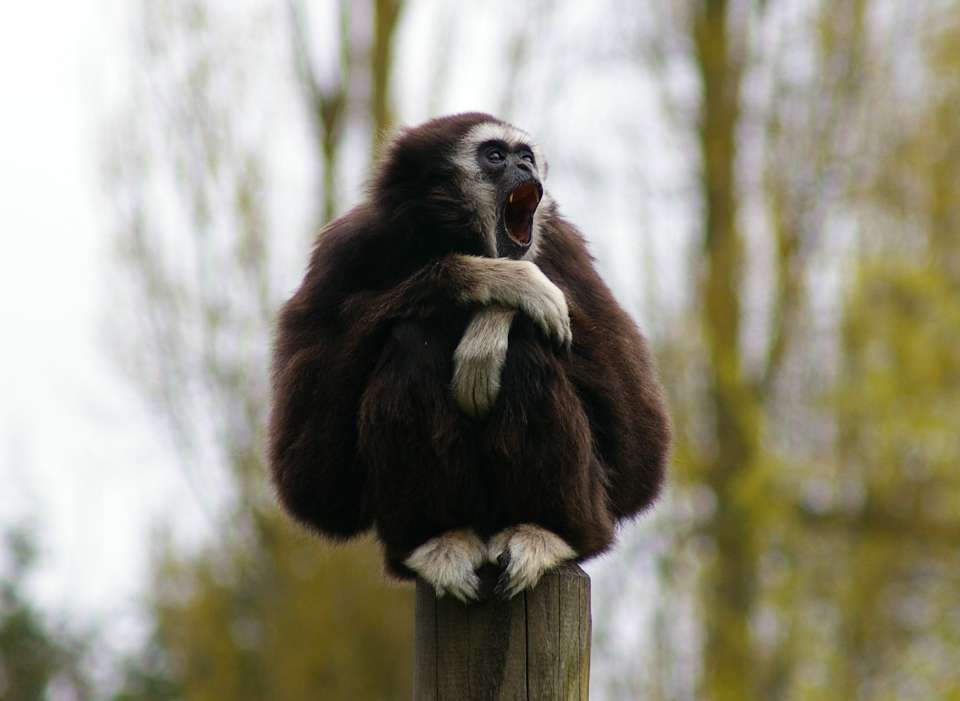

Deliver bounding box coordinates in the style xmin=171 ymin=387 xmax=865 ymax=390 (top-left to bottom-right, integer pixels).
xmin=404 ymin=529 xmax=487 ymax=602
xmin=487 ymin=524 xmax=577 ymax=598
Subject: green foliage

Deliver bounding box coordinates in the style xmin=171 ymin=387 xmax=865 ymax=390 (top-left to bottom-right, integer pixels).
xmin=116 ymin=520 xmax=412 ymax=701
xmin=635 ymin=1 xmax=960 ymax=699
xmin=0 ymin=528 xmax=92 ymax=701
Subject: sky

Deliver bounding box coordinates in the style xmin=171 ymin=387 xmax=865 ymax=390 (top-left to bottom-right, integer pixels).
xmin=0 ymin=1 xmax=209 ymax=642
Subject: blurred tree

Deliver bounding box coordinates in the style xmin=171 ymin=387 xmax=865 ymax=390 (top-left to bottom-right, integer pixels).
xmin=626 ymin=1 xmax=960 ymax=699
xmin=638 ymin=2 xmax=859 ymax=696
xmin=371 ymin=0 xmax=405 ymax=137
xmin=115 ymin=528 xmax=411 ymax=701
xmin=288 ymin=0 xmax=350 ymax=225
xmin=817 ymin=11 xmax=960 ymax=697
xmin=0 ymin=527 xmax=92 ymax=701
xmin=105 ymin=2 xmax=411 ymax=699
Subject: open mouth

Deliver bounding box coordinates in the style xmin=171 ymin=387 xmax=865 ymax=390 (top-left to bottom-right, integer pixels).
xmin=503 ymin=181 xmax=542 ymax=247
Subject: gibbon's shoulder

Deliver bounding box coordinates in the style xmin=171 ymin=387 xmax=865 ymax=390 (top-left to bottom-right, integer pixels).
xmin=536 ymin=210 xmax=644 ymax=336
xmin=301 ymin=203 xmax=408 ymax=294
xmin=308 ymin=204 xmax=380 ymax=266
xmin=537 ymin=209 xmax=599 ymax=280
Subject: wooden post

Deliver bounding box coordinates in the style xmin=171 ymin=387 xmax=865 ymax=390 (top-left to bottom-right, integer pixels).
xmin=414 ymin=564 xmax=591 ymax=700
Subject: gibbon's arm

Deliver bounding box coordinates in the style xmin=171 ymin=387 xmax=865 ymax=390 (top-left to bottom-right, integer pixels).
xmin=269 ymin=271 xmax=378 ymax=539
xmin=352 ymin=256 xmax=570 ymax=420
xmin=537 ymin=222 xmax=671 ymax=520
xmin=269 ymin=215 xmax=573 ymax=538
xmin=354 ymin=255 xmax=571 ymax=420
xmin=343 ymin=254 xmax=570 ymax=346
xmin=451 ymin=305 xmax=516 ymax=418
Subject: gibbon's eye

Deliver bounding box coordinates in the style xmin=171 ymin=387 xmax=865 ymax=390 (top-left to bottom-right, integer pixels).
xmin=520 ymin=150 xmax=535 ymax=165
xmin=485 ymin=147 xmax=505 ymax=164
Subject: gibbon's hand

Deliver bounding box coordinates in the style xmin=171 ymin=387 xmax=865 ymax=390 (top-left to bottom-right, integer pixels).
xmin=451 ymin=306 xmax=515 ymax=418
xmin=457 ymin=256 xmax=572 ymax=348
xmin=514 ymin=261 xmax=572 ymax=348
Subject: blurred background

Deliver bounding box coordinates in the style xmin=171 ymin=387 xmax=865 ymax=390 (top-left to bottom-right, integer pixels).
xmin=1 ymin=1 xmax=958 ymax=699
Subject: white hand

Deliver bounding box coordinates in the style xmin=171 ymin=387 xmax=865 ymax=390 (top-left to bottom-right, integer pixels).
xmin=514 ymin=261 xmax=572 ymax=348
xmin=452 ymin=306 xmax=515 ymax=417
xmin=458 ymin=256 xmax=572 ymax=347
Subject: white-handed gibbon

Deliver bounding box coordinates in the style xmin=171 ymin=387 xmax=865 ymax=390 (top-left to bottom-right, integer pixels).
xmin=269 ymin=113 xmax=670 ymax=601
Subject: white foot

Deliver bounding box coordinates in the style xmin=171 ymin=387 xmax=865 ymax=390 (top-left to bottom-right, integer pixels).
xmin=487 ymin=524 xmax=577 ymax=598
xmin=404 ymin=529 xmax=487 ymax=602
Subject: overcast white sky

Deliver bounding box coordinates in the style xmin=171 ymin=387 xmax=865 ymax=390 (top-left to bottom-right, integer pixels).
xmin=0 ymin=2 xmax=208 ymax=642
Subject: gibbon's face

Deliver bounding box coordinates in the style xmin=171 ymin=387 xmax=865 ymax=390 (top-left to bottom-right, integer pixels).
xmin=452 ymin=121 xmax=549 ymax=260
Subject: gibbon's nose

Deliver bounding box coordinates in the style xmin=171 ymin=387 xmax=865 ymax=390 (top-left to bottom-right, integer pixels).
xmin=515 ymin=158 xmax=533 ymax=174
xmin=507 ymin=159 xmax=538 ymax=191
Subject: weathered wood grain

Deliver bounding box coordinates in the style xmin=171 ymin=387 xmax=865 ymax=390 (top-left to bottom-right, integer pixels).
xmin=413 ymin=564 xmax=591 ymax=700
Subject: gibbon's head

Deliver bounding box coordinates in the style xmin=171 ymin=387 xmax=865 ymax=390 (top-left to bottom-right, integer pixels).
xmin=371 ymin=113 xmax=551 ymax=260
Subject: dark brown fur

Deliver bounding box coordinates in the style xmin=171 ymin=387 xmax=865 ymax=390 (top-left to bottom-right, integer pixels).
xmin=268 ymin=113 xmax=670 ymax=578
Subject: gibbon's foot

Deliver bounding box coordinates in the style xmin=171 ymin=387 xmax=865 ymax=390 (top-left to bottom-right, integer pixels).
xmin=404 ymin=529 xmax=487 ymax=602
xmin=452 ymin=306 xmax=515 ymax=418
xmin=487 ymin=524 xmax=577 ymax=599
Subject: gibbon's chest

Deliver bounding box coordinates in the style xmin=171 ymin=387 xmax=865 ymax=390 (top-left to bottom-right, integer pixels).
xmin=376 ymin=311 xmax=471 ymax=383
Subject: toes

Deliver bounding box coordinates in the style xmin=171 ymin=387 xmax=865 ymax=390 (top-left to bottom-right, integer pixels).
xmin=445 ymin=569 xmax=481 ymax=603
xmin=405 ymin=530 xmax=487 ymax=602
xmin=494 ymin=569 xmax=512 ymax=600
xmin=496 ymin=557 xmax=536 ymax=600
xmin=487 ymin=530 xmax=512 ymax=565
xmin=486 ymin=524 xmax=578 ymax=598
xmin=502 ymin=556 xmax=542 ymax=598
